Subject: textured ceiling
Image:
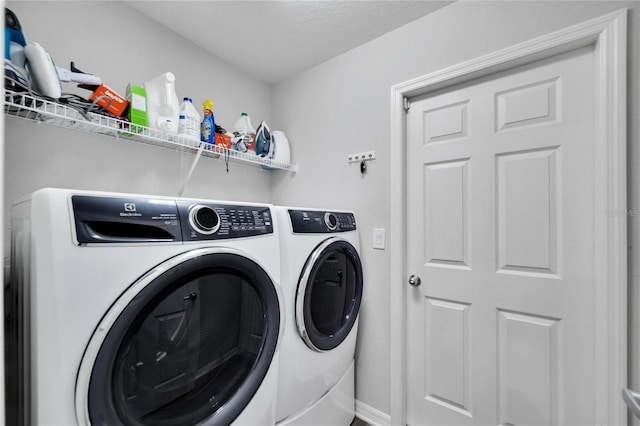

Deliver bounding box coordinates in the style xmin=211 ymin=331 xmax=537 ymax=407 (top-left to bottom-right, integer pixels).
xmin=124 ymin=1 xmax=453 ymax=85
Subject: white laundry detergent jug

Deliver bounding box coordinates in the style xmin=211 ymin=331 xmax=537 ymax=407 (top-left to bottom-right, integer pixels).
xmin=144 ymin=72 xmax=180 ymax=133
xmin=232 ymin=112 xmax=256 ymax=155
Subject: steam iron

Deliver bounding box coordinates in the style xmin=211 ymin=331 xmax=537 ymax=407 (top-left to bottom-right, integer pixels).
xmin=4 ymin=7 xmax=28 ymax=90
xmin=255 ymin=120 xmax=273 ymax=158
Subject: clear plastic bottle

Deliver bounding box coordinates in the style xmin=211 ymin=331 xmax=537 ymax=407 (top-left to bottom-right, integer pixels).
xmin=178 ymin=97 xmax=200 ymax=141
xmin=232 ymin=112 xmax=256 ymax=155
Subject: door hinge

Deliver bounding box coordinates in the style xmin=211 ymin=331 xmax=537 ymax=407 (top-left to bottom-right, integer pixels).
xmin=403 ymin=97 xmax=411 ymax=112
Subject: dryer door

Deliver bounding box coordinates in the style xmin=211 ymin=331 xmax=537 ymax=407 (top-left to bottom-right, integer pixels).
xmin=296 ymin=237 xmax=363 ymax=352
xmin=76 ymin=248 xmax=280 ymax=426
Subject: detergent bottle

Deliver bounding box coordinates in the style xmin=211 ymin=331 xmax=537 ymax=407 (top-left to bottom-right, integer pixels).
xmin=232 ymin=112 xmax=256 ymax=155
xmin=200 ymin=100 xmax=215 ymax=144
xmin=178 ymin=97 xmax=200 ymax=141
xmin=144 ymin=72 xmax=180 ymax=133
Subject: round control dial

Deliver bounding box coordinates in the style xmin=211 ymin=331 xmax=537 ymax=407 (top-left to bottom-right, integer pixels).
xmin=189 ymin=205 xmax=220 ymax=235
xmin=324 ymin=212 xmax=338 ymax=231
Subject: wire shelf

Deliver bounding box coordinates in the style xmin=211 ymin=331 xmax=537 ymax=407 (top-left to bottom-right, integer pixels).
xmin=3 ymin=89 xmax=298 ymax=173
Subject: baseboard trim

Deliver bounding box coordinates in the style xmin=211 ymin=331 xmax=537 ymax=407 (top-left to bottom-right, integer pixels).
xmin=355 ymin=400 xmax=391 ymax=426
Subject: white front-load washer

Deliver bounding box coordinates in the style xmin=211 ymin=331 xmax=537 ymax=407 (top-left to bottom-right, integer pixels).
xmin=274 ymin=207 xmax=363 ymax=425
xmin=5 ymin=188 xmax=284 ymax=426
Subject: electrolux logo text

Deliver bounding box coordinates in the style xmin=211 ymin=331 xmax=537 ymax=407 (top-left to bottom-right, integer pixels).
xmin=121 ymin=202 xmax=142 ymax=217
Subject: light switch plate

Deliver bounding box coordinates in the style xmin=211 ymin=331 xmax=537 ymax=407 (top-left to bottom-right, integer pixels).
xmin=373 ymin=228 xmax=385 ymax=250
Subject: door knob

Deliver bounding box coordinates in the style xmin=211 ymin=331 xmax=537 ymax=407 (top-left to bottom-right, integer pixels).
xmin=623 ymin=388 xmax=640 ymax=419
xmin=408 ymin=274 xmax=421 ymax=287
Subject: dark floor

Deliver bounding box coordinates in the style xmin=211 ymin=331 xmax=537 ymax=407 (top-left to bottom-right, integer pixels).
xmin=350 ymin=417 xmax=369 ymax=426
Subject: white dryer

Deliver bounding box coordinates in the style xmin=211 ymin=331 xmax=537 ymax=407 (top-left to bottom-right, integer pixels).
xmin=6 ymin=188 xmax=284 ymax=426
xmin=274 ymin=207 xmax=363 ymax=425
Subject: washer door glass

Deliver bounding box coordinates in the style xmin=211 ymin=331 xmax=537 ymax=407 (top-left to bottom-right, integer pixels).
xmin=297 ymin=238 xmax=363 ymax=352
xmin=85 ymin=251 xmax=280 ymax=426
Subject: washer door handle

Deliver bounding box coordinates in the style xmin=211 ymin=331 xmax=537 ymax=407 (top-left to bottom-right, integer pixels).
xmin=183 ymin=292 xmax=198 ymax=301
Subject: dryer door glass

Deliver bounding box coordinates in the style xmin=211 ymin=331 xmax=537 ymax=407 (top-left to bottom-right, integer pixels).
xmin=298 ymin=239 xmax=363 ymax=351
xmin=85 ymin=252 xmax=280 ymax=426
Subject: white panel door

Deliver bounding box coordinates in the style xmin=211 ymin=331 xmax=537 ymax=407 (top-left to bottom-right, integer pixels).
xmin=406 ymin=45 xmax=596 ymax=426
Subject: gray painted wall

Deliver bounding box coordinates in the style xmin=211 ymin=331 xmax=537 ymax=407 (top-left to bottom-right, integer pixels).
xmin=270 ymin=0 xmax=640 ymax=418
xmin=4 ymin=0 xmax=274 ymax=257
xmin=3 ymin=0 xmax=640 ymax=423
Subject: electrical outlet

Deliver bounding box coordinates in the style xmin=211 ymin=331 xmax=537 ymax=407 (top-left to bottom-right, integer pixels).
xmin=347 ymin=150 xmax=376 ymax=164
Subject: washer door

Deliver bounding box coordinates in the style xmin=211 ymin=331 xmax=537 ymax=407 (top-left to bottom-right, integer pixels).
xmin=76 ymin=248 xmax=280 ymax=426
xmin=296 ymin=237 xmax=363 ymax=352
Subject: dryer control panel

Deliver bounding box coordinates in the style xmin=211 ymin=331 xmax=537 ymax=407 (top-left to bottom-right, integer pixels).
xmin=289 ymin=209 xmax=357 ymax=233
xmin=71 ymin=195 xmax=273 ymax=244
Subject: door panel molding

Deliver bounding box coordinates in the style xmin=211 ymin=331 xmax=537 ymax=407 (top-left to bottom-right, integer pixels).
xmin=389 ymin=9 xmax=627 ymax=426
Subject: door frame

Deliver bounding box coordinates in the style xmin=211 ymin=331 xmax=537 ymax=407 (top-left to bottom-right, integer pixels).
xmin=389 ymin=9 xmax=627 ymax=426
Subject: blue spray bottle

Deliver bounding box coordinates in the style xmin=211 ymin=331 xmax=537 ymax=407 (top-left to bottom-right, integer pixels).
xmin=201 ymin=100 xmax=215 ymax=144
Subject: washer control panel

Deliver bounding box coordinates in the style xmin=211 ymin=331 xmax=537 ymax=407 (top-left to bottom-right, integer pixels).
xmin=71 ymin=195 xmax=273 ymax=244
xmin=178 ymin=202 xmax=273 ymax=241
xmin=289 ymin=209 xmax=356 ymax=233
